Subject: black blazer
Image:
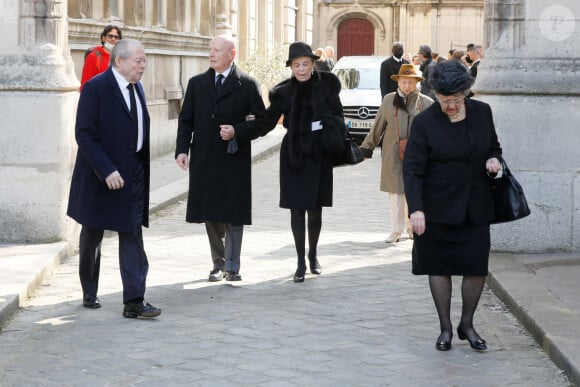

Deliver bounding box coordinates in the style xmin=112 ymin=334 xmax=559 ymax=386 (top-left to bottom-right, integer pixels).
xmin=380 ymin=56 xmax=408 ymax=98
xmin=403 ymin=98 xmax=502 ymax=225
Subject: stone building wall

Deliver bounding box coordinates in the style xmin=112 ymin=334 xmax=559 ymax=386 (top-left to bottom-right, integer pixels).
xmin=0 ymin=0 xmax=315 ymax=243
xmin=315 ymin=0 xmax=484 ymax=58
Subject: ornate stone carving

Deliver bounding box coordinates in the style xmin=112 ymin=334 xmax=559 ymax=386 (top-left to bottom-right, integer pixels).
xmin=0 ymin=0 xmax=78 ymax=90
xmin=216 ymin=0 xmax=231 ymax=34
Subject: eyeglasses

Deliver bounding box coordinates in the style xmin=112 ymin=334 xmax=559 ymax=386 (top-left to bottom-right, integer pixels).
xmin=437 ymin=96 xmax=465 ymax=106
xmin=106 ymin=34 xmax=120 ymax=40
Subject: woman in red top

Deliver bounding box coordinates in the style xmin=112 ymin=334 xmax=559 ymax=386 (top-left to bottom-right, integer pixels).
xmin=80 ymin=25 xmax=122 ymax=90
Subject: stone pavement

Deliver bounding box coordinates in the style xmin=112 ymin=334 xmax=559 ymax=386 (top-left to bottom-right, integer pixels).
xmin=0 ymin=129 xmax=577 ymax=385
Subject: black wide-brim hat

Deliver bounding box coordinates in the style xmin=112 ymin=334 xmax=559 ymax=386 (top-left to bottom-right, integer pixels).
xmin=286 ymin=41 xmax=319 ymax=67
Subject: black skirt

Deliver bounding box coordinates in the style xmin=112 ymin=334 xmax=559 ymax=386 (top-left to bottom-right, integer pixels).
xmin=412 ymin=221 xmax=490 ymax=276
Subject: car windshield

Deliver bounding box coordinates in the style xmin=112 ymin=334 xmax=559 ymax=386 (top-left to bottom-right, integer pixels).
xmin=334 ymin=68 xmax=378 ymax=90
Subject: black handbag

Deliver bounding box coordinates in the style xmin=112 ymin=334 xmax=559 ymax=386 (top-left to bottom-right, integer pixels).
xmin=489 ymin=159 xmax=531 ymax=224
xmin=334 ymin=132 xmax=364 ymax=167
xmin=319 ymin=114 xmax=363 ymax=167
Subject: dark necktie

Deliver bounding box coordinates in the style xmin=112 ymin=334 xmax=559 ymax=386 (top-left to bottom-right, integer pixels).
xmin=215 ymin=74 xmax=224 ymax=93
xmin=127 ymin=83 xmax=138 ymax=123
xmin=127 ymin=83 xmax=138 ymax=151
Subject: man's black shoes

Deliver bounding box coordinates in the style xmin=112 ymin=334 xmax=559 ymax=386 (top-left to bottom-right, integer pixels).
xmin=208 ymin=268 xmax=225 ymax=282
xmin=225 ymin=271 xmax=242 ymax=281
xmin=83 ymin=296 xmax=101 ymax=309
xmin=123 ymin=302 xmax=161 ymax=318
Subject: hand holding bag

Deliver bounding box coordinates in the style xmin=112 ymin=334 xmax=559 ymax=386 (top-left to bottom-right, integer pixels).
xmin=341 ymin=133 xmax=364 ymax=165
xmin=489 ymin=159 xmax=531 ymax=224
xmin=320 ymin=114 xmax=363 ymax=166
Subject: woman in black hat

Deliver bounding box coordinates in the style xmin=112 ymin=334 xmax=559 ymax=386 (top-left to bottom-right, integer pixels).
xmin=259 ymin=42 xmax=345 ymax=283
xmin=403 ymin=60 xmax=502 ymax=351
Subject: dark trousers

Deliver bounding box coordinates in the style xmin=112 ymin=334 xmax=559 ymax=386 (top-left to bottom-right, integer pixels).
xmin=78 ymin=154 xmax=149 ymax=304
xmin=205 ymin=222 xmax=244 ymax=272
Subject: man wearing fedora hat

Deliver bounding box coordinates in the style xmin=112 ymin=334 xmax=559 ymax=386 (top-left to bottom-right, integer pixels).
xmin=359 ymin=64 xmax=434 ymax=243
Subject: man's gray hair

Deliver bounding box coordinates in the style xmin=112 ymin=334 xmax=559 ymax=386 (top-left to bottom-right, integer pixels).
xmin=111 ymin=39 xmax=144 ymax=67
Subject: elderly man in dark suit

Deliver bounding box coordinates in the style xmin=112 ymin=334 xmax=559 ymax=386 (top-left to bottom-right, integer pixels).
xmin=175 ymin=35 xmax=267 ymax=282
xmin=67 ymin=39 xmax=161 ymax=318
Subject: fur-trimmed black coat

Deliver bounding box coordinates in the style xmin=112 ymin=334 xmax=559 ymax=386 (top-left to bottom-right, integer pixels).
xmin=262 ymin=71 xmax=344 ymax=209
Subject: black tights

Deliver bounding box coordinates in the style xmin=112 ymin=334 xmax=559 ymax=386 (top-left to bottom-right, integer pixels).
xmin=428 ymin=275 xmax=486 ymax=342
xmin=290 ymin=208 xmax=322 ymax=270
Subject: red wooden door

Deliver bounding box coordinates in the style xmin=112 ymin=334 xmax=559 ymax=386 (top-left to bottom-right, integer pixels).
xmin=337 ymin=18 xmax=374 ymax=59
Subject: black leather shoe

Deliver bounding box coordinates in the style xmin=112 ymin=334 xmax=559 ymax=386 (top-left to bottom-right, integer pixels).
xmin=83 ymin=296 xmax=101 ymax=309
xmin=436 ymin=340 xmax=451 ymax=351
xmin=457 ymin=326 xmax=487 ymax=351
xmin=435 ymin=331 xmax=452 ymax=351
xmin=308 ymin=258 xmax=322 ymax=275
xmin=225 ymin=271 xmax=242 ymax=281
xmin=208 ymin=268 xmax=225 ymax=282
xmin=123 ymin=302 xmax=161 ymax=318
xmin=293 ymin=266 xmax=306 ymax=283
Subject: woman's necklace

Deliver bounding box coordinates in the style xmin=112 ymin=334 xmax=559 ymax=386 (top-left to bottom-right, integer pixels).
xmin=449 ymin=102 xmax=466 ymax=123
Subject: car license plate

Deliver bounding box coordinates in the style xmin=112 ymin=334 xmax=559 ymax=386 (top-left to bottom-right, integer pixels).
xmin=347 ymin=120 xmax=374 ymax=129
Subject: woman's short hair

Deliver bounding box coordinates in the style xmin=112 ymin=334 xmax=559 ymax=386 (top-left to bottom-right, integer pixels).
xmin=429 ymin=60 xmax=474 ymax=95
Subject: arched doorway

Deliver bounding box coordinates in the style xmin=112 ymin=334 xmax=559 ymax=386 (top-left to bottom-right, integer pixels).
xmin=337 ymin=18 xmax=374 ymax=59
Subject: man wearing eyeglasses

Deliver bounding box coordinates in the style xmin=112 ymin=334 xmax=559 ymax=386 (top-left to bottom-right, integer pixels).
xmin=80 ymin=25 xmax=122 ymax=90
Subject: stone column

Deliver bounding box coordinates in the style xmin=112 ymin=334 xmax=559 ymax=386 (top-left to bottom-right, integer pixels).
xmin=216 ymin=0 xmax=231 ymax=35
xmin=476 ymin=0 xmax=580 ymax=251
xmin=0 ymin=0 xmax=79 ymax=242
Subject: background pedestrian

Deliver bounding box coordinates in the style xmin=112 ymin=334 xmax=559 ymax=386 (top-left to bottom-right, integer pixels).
xmin=360 ymin=64 xmax=433 ymax=243
xmin=80 ymin=25 xmax=122 ymax=90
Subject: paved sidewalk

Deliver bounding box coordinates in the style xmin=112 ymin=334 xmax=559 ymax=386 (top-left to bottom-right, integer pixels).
xmin=0 ymin=125 xmax=578 ymax=385
xmin=0 ymin=127 xmax=283 ymax=329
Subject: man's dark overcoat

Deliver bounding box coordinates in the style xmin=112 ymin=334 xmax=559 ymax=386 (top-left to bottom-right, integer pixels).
xmin=380 ymin=56 xmax=409 ymax=98
xmin=67 ymin=68 xmax=150 ymax=233
xmin=175 ymin=64 xmax=266 ymax=225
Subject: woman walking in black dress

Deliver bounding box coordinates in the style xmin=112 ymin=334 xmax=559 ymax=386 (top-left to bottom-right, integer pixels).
xmin=403 ymin=60 xmax=502 ymax=351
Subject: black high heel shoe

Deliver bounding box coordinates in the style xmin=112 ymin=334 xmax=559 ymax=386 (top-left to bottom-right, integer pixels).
xmin=293 ymin=266 xmax=306 ymax=283
xmin=308 ymin=257 xmax=322 ymax=275
xmin=457 ymin=326 xmax=487 ymax=351
xmin=436 ymin=340 xmax=451 ymax=351
xmin=435 ymin=332 xmax=452 ymax=351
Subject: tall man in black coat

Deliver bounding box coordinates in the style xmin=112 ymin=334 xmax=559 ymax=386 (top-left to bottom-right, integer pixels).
xmin=67 ymin=39 xmax=161 ymax=318
xmin=175 ymin=35 xmax=267 ymax=282
xmin=380 ymin=42 xmax=408 ymax=98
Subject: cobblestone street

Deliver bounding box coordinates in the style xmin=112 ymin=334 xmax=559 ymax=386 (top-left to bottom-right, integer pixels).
xmin=0 ymin=152 xmax=570 ymax=386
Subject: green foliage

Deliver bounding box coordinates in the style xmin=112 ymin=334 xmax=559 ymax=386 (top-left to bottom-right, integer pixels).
xmin=238 ymin=47 xmax=290 ymax=90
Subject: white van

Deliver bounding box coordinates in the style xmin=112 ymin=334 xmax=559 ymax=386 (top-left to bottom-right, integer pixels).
xmin=332 ymin=56 xmax=387 ymax=142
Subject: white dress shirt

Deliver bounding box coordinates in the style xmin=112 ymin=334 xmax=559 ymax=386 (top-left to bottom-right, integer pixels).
xmin=112 ymin=67 xmax=144 ymax=152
